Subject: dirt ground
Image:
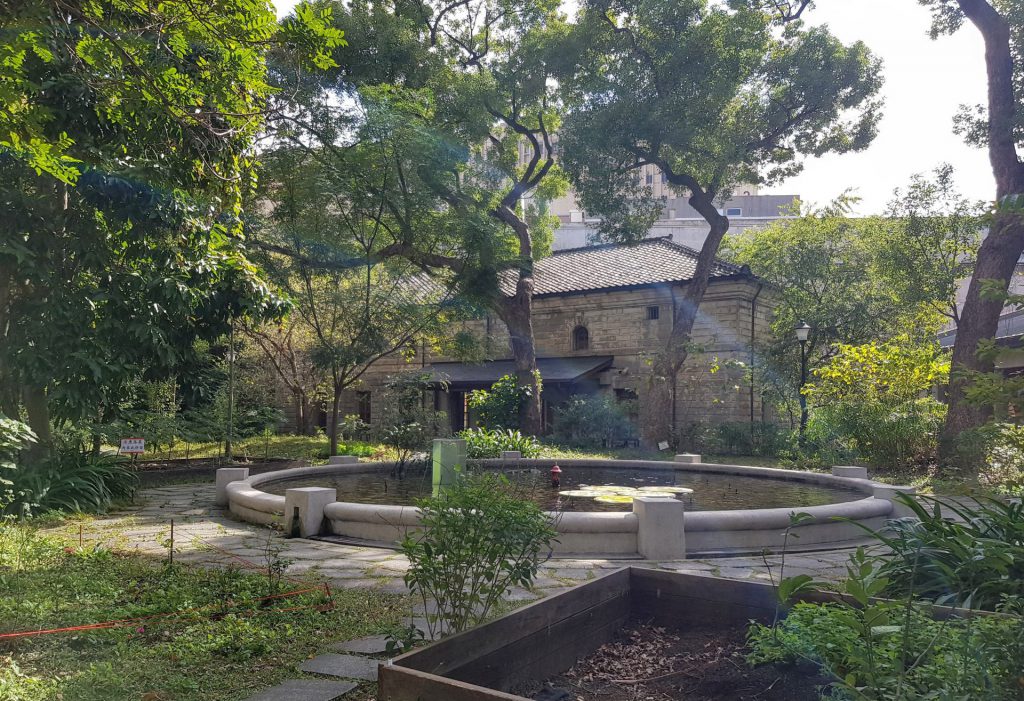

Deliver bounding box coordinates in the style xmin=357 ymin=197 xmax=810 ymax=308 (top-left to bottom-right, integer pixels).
xmin=515 ymin=620 xmax=831 ymax=701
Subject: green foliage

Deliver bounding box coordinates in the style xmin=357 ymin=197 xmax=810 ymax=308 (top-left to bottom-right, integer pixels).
xmin=468 ymin=374 xmax=535 ymax=431
xmin=0 ymin=527 xmax=404 ymax=701
xmin=725 ymin=170 xmax=979 ymax=427
xmin=401 ymin=473 xmax=556 ymax=638
xmin=748 ymin=598 xmax=1024 ymax=700
xmin=4 ymin=447 xmax=137 ymax=519
xmin=376 ymin=373 xmax=448 ymax=465
xmin=704 ymin=421 xmax=789 ymax=458
xmin=749 ymin=549 xmax=1024 ymax=700
xmin=458 ymin=428 xmax=541 ymax=459
xmin=861 ymin=494 xmax=1024 ymax=610
xmin=803 ymin=339 xmax=949 ymax=470
xmin=0 ymin=415 xmax=35 ymax=474
xmin=557 ymin=2 xmax=882 ymax=242
xmin=976 ymin=423 xmax=1024 ymax=495
xmin=549 ymin=394 xmax=637 ymax=448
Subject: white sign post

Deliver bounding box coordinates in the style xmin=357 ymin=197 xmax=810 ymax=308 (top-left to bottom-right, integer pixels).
xmin=120 ymin=438 xmax=145 ymax=455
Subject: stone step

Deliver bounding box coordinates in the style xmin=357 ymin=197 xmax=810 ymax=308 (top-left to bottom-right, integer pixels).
xmin=242 ymin=679 xmax=357 ymax=701
xmin=328 ymin=634 xmax=391 ymax=655
xmin=298 ymin=653 xmax=379 ymax=681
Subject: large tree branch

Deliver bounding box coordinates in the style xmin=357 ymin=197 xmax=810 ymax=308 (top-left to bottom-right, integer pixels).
xmin=955 ymin=0 xmax=1024 ymax=196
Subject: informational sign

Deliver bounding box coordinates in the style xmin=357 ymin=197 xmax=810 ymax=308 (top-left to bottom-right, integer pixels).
xmin=120 ymin=438 xmax=145 ymax=454
xmin=657 ymin=441 xmax=670 ymax=451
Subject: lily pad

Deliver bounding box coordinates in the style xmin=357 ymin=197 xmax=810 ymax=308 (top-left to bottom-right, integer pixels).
xmin=639 ymin=486 xmax=694 ymax=494
xmin=558 ymin=489 xmax=603 ymax=498
xmin=594 ymin=495 xmax=637 ymax=504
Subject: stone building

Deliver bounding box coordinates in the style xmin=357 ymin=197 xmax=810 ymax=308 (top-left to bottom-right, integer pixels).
xmin=323 ymin=237 xmax=777 ymax=438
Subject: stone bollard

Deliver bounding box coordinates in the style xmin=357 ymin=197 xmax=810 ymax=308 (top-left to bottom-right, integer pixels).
xmin=284 ymin=487 xmax=337 ymax=538
xmin=873 ymin=484 xmax=918 ymax=519
xmin=832 ymin=465 xmax=869 ymax=480
xmin=215 ymin=467 xmax=249 ymax=507
xmin=674 ymin=453 xmax=701 ymax=464
xmin=500 ymin=450 xmax=522 ymax=460
xmin=327 ymin=455 xmax=359 ymax=465
xmin=634 ymin=496 xmax=686 ymax=560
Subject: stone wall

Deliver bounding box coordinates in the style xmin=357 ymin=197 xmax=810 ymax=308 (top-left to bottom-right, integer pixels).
xmin=323 ymin=277 xmax=779 ymax=436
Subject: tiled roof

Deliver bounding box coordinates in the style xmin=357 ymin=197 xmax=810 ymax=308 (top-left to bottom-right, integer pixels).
xmin=512 ymin=237 xmax=747 ymax=297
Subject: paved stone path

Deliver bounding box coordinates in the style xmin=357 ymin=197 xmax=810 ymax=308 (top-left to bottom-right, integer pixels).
xmin=60 ymin=483 xmax=857 ymax=596
xmin=52 ymin=483 xmax=862 ymax=700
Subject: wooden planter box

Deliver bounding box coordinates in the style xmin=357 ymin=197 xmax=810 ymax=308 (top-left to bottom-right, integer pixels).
xmin=378 ymin=567 xmax=844 ymax=701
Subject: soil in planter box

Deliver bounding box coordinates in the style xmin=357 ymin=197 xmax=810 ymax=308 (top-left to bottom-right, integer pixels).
xmin=516 ymin=620 xmax=829 ymax=701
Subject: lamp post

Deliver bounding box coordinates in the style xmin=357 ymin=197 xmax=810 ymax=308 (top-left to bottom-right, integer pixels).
xmin=795 ymin=321 xmax=811 ymax=442
xmin=225 ymin=321 xmax=236 ymax=463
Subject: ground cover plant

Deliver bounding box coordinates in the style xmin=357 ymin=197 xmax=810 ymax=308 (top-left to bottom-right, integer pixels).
xmin=0 ymin=524 xmax=406 ymax=701
xmin=458 ymin=428 xmax=541 ymax=459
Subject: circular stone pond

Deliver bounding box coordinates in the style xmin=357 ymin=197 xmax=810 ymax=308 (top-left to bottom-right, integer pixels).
xmin=259 ymin=465 xmax=865 ymax=513
xmin=224 ymin=458 xmax=912 ymax=558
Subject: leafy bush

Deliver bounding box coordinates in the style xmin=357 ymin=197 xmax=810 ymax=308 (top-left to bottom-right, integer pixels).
xmin=804 ymin=339 xmax=948 ymax=471
xmin=401 ymin=473 xmax=556 ymax=638
xmin=376 ymin=372 xmax=447 ymax=469
xmin=705 ymin=421 xmax=788 ymax=457
xmin=550 ymin=394 xmax=637 ymax=448
xmin=974 ymin=423 xmax=1024 ymax=495
xmin=749 ymin=549 xmax=1024 ymax=700
xmin=805 ymin=398 xmax=944 ymax=470
xmin=748 ymin=598 xmax=1024 ymax=700
xmin=863 ymin=494 xmax=1024 ymax=610
xmin=4 ymin=446 xmax=137 ymax=518
xmin=467 ymin=373 xmax=534 ymax=430
xmin=458 ymin=427 xmax=541 ymax=458
xmin=0 ymin=416 xmax=36 ymax=506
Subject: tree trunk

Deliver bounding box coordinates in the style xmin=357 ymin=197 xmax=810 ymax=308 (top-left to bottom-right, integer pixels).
xmin=497 ymin=282 xmax=543 ymax=436
xmin=329 ymin=386 xmax=341 ymax=455
xmin=643 ymin=195 xmax=731 ymax=446
xmin=940 ymin=214 xmax=1024 ymax=461
xmin=22 ymin=384 xmax=52 ymax=462
xmin=938 ymin=0 xmax=1024 ymax=467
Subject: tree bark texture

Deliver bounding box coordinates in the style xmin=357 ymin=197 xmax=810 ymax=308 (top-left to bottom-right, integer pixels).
xmin=939 ymin=0 xmax=1024 ymax=466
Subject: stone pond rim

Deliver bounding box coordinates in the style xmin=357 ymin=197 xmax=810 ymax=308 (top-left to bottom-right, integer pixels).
xmin=223 ymin=457 xmax=914 ymax=559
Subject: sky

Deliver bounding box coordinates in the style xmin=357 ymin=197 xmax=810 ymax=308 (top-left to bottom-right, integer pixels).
xmin=272 ymin=0 xmax=995 ymax=215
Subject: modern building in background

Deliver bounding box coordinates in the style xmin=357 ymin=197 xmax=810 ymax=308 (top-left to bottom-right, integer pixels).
xmin=530 ymin=163 xmax=799 ymax=251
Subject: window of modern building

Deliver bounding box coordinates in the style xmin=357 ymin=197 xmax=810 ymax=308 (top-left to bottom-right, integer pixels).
xmin=356 ymin=391 xmax=371 ymax=424
xmin=726 ymin=207 xmax=742 ymax=216
xmin=572 ymin=325 xmax=590 ymax=351
xmin=646 ymin=306 xmax=660 ymax=320
xmin=645 ymin=172 xmax=653 ymax=185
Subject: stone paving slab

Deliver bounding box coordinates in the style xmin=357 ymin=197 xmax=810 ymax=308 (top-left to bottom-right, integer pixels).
xmin=298 ymin=653 xmax=379 ymax=681
xmin=328 ymin=634 xmax=391 ymax=654
xmin=242 ymin=679 xmax=357 ymax=701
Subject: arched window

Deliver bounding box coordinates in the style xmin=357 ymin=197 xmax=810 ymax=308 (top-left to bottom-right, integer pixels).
xmin=572 ymin=325 xmax=590 ymax=351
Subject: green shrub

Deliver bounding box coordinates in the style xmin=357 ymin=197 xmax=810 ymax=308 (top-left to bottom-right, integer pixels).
xmin=706 ymin=421 xmax=788 ymax=457
xmin=748 ymin=598 xmax=1024 ymax=700
xmin=550 ymin=394 xmax=636 ymax=448
xmin=5 ymin=446 xmax=137 ymax=518
xmin=0 ymin=416 xmax=35 ymax=506
xmin=458 ymin=427 xmax=541 ymax=458
xmin=749 ymin=549 xmax=1024 ymax=700
xmin=467 ymin=374 xmax=534 ymax=430
xmin=863 ymin=494 xmax=1024 ymax=610
xmin=975 ymin=423 xmax=1024 ymax=495
xmin=804 ymin=339 xmax=948 ymax=471
xmin=401 ymin=473 xmax=556 ymax=638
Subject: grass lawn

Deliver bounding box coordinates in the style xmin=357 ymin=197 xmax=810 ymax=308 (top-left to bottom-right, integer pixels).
xmin=0 ymin=525 xmax=408 ymax=701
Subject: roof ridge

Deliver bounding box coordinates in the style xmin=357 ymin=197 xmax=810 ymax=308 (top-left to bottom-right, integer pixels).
xmin=551 ymin=236 xmax=672 ymax=256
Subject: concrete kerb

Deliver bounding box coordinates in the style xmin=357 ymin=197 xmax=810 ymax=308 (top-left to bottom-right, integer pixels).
xmin=215 ymin=467 xmax=249 ymax=507
xmin=226 ymin=458 xmax=903 ymax=557
xmin=285 ymin=487 xmax=337 ymax=538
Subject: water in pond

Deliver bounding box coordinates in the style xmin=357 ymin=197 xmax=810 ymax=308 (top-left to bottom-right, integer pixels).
xmin=260 ymin=466 xmax=864 ymax=512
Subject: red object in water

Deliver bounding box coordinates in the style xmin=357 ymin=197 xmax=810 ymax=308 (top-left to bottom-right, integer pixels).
xmin=550 ymin=464 xmax=562 ymax=488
